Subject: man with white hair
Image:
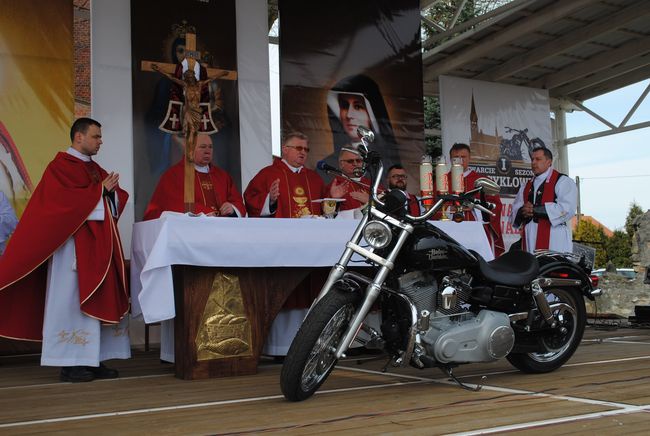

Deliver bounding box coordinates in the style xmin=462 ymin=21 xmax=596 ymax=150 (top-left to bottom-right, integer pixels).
xmin=325 ymin=145 xmax=373 ymax=212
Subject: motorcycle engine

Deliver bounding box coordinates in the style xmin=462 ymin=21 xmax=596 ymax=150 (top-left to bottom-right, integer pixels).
xmin=421 ymin=310 xmax=514 ymax=363
xmin=396 ymin=271 xmax=514 ymax=364
xmin=397 ymin=270 xmax=437 ymax=315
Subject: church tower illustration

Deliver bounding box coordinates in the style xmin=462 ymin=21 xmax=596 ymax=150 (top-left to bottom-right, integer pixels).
xmin=468 ymin=92 xmax=502 ymax=161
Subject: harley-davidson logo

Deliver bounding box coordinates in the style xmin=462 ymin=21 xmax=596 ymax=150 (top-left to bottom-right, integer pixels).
xmin=427 ymin=248 xmax=447 ymax=260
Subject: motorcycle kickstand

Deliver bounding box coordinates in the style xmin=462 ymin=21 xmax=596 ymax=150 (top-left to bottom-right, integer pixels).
xmin=440 ymin=366 xmax=485 ymax=392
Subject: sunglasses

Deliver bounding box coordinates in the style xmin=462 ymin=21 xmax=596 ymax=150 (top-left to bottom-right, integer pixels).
xmin=284 ymin=145 xmax=310 ymax=152
xmin=340 ymin=158 xmax=363 ymax=164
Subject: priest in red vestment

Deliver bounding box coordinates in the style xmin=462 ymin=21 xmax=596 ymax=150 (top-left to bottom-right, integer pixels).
xmin=325 ymin=146 xmax=374 ymax=212
xmin=244 ymin=131 xmax=344 ymax=218
xmin=0 ymin=118 xmax=130 ymax=382
xmin=509 ymin=147 xmax=577 ymax=253
xmin=434 ymin=143 xmax=505 ymax=257
xmin=143 ymin=134 xmax=245 ymax=220
xmin=244 ymin=131 xmax=344 ymax=357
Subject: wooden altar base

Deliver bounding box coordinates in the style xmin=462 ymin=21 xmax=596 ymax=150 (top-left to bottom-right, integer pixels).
xmin=2 ymin=326 xmax=650 ymax=434
xmin=172 ymin=265 xmax=320 ymax=379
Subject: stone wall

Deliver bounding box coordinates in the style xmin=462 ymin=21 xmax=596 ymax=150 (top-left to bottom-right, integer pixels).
xmin=587 ymin=210 xmax=650 ymax=317
xmin=587 ymin=273 xmax=650 ymax=317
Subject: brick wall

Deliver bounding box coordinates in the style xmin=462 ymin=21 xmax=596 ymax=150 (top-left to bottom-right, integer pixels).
xmin=74 ymin=0 xmax=91 ymax=118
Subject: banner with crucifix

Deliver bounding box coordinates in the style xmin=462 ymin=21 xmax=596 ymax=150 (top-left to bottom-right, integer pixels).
xmin=131 ymin=0 xmax=240 ymax=219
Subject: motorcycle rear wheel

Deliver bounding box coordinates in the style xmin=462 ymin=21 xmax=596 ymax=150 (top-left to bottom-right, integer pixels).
xmin=507 ymin=287 xmax=586 ymax=373
xmin=280 ymin=288 xmax=361 ymax=401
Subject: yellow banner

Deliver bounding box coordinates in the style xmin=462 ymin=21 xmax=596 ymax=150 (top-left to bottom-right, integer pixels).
xmin=0 ymin=0 xmax=73 ymax=215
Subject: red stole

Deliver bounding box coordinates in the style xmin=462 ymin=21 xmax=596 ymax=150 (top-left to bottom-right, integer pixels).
xmin=196 ymin=171 xmax=220 ymax=213
xmin=522 ymin=169 xmax=561 ymax=251
xmin=406 ymin=193 xmax=420 ymax=216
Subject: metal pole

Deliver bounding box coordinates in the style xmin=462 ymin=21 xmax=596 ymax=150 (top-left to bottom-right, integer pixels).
xmin=554 ymin=107 xmax=569 ymax=175
xmin=575 ymin=175 xmax=581 ymax=223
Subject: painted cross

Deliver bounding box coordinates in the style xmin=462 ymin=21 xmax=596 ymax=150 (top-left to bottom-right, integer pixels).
xmin=169 ymin=113 xmax=180 ymax=130
xmin=200 ymin=112 xmax=210 ymax=130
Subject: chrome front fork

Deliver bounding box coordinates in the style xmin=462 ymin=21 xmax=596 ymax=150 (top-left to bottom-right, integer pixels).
xmin=334 ymin=225 xmax=413 ymax=359
xmin=309 ymin=213 xmax=371 ymax=311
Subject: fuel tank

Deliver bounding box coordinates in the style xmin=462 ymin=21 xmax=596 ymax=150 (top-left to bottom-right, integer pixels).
xmin=398 ymin=221 xmax=479 ymax=271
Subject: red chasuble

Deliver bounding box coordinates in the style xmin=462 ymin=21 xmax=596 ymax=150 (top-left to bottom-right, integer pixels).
xmin=325 ymin=175 xmax=373 ymax=211
xmin=244 ymin=158 xmax=326 ymax=218
xmin=0 ymin=152 xmax=129 ymax=341
xmin=143 ymin=161 xmax=245 ymax=220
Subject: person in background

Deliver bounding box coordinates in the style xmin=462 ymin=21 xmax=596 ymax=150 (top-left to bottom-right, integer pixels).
xmin=441 ymin=143 xmax=505 ymax=256
xmin=324 ymin=145 xmax=373 ymax=213
xmin=0 ymin=190 xmax=18 ymax=256
xmin=0 ymin=118 xmax=130 ymax=383
xmin=510 ymin=146 xmax=577 ymax=253
xmin=386 ymin=164 xmax=421 ymax=216
xmin=143 ymin=133 xmax=245 ymax=220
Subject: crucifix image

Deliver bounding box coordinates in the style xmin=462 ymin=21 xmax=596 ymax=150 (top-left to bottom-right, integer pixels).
xmin=141 ymin=27 xmax=237 ymax=212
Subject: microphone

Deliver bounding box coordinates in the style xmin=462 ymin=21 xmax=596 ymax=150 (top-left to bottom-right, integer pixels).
xmin=317 ymin=160 xmax=342 ymax=175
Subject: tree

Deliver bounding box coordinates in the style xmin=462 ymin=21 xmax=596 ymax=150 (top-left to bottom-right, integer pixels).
xmin=424 ymin=96 xmax=442 ymax=157
xmin=421 ymin=2 xmax=508 ymax=158
xmin=421 ymin=1 xmax=479 ymax=159
xmin=625 ymin=201 xmax=643 ymax=237
xmin=574 ymin=219 xmax=607 ymax=268
xmin=605 ymin=230 xmax=632 ymax=267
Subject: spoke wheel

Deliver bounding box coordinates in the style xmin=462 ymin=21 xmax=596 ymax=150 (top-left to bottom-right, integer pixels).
xmin=281 ymin=288 xmax=361 ymax=401
xmin=507 ymin=287 xmax=586 ymax=373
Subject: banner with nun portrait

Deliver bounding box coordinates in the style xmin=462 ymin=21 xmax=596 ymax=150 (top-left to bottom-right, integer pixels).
xmin=279 ymin=0 xmax=425 ymax=189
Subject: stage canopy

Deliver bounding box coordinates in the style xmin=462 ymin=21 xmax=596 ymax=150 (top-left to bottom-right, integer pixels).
xmin=419 ymin=0 xmax=650 ymax=103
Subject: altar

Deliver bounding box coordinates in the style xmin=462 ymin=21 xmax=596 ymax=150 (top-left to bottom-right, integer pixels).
xmin=130 ymin=214 xmax=494 ymax=378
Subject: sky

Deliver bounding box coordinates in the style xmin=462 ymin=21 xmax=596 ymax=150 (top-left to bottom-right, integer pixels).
xmin=566 ymin=79 xmax=650 ymax=232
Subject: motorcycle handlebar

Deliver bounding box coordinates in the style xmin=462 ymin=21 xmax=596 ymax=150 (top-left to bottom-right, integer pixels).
xmin=357 ymin=131 xmax=492 ymax=222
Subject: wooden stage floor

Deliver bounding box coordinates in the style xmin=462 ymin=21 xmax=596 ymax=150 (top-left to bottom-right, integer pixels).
xmin=1 ymin=325 xmax=650 ymax=435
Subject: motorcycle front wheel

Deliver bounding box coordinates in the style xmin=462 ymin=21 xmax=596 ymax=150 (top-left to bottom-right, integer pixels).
xmin=280 ymin=288 xmax=361 ymax=402
xmin=507 ymin=287 xmax=586 ymax=373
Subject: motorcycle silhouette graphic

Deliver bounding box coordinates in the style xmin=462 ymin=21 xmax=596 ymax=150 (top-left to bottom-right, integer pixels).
xmin=500 ymin=127 xmax=545 ymax=162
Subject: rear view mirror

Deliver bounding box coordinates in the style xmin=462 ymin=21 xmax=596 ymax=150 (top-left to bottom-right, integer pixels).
xmin=474 ymin=177 xmax=500 ymax=195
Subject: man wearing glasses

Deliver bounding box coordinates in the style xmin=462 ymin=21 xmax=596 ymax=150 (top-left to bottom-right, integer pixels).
xmin=387 ymin=164 xmax=421 ymax=216
xmin=325 ymin=145 xmax=374 ymax=212
xmin=244 ymin=131 xmax=343 ymax=218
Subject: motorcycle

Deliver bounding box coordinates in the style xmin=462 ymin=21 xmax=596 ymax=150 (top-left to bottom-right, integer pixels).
xmin=280 ymin=127 xmax=601 ymax=402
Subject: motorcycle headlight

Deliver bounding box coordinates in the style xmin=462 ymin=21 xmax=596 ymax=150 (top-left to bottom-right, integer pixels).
xmin=363 ymin=220 xmax=392 ymax=249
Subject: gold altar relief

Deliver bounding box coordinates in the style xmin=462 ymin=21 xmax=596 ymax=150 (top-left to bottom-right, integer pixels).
xmin=195 ymin=272 xmax=252 ymax=360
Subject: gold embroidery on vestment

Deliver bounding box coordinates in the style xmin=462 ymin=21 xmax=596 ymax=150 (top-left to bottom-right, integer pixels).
xmin=56 ymin=329 xmax=91 ymax=346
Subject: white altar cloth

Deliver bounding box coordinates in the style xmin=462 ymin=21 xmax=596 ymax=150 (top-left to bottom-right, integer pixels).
xmin=130 ymin=214 xmax=494 ymax=324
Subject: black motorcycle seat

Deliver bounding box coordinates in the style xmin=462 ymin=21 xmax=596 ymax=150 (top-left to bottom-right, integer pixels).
xmin=475 ymin=249 xmax=539 ymax=287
